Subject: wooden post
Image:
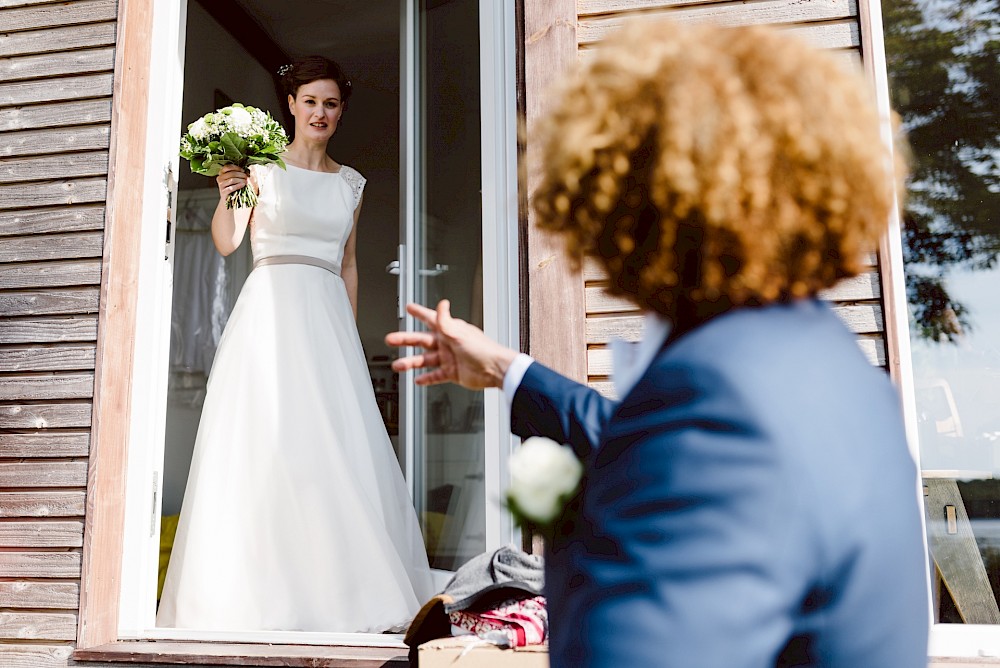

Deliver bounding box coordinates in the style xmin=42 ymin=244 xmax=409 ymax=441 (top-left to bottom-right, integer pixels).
xmin=521 ymin=0 xmax=586 ymax=382
xmin=77 ymin=0 xmax=155 ymax=649
xmin=924 ymin=478 xmax=1000 ymax=624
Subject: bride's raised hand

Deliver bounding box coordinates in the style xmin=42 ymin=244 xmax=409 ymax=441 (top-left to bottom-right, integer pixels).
xmin=385 ymin=300 xmax=517 ymax=391
xmin=216 ymin=164 xmax=248 ymax=200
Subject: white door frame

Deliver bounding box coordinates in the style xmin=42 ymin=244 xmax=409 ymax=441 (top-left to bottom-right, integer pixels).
xmin=118 ymin=0 xmax=520 ymax=643
xmin=117 ymin=0 xmax=187 ymax=638
xmin=477 ymin=0 xmax=522 ymax=551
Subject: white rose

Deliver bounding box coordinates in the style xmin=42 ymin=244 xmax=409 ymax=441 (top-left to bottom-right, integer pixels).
xmin=227 ymin=107 xmax=253 ymax=134
xmin=188 ymin=118 xmax=209 ymax=140
xmin=507 ymin=437 xmax=583 ymax=524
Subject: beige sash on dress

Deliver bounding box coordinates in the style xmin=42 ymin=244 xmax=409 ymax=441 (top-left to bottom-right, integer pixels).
xmin=253 ymin=254 xmax=341 ymax=276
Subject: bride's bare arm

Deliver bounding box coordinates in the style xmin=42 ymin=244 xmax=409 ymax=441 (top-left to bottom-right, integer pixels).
xmin=341 ymin=195 xmax=362 ymax=320
xmin=211 ymin=164 xmax=254 ymax=256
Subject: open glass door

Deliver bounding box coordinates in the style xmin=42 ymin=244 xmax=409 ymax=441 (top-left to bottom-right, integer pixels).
xmin=400 ymin=0 xmax=486 ymax=573
xmin=398 ymin=0 xmax=519 ymax=575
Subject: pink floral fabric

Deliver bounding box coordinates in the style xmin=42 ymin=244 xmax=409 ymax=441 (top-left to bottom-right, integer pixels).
xmin=448 ymin=596 xmax=548 ymax=647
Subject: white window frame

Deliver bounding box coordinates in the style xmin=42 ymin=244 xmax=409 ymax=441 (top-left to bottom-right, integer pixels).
xmin=477 ymin=0 xmax=522 ymax=549
xmin=115 ymin=0 xmax=520 ymax=646
xmin=863 ymin=0 xmax=1000 ymax=658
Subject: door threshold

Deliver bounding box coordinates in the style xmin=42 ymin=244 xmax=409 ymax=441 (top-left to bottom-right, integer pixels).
xmin=73 ymin=639 xmax=408 ymax=667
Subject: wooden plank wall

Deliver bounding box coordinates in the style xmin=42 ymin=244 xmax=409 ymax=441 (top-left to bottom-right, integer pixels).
xmin=523 ymin=0 xmax=588 ymax=382
xmin=0 ymin=0 xmax=116 ymax=664
xmin=576 ymin=0 xmax=883 ymax=397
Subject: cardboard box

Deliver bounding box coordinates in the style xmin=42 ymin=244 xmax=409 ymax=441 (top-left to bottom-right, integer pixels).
xmin=418 ymin=637 xmax=549 ymax=667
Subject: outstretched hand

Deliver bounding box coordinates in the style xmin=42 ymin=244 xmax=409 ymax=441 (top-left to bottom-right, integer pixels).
xmin=385 ymin=300 xmax=518 ymax=391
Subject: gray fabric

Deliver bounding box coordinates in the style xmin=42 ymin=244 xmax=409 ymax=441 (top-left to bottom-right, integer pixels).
xmin=441 ymin=545 xmax=544 ymax=613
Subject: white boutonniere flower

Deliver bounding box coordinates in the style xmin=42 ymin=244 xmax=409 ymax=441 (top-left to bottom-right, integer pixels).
xmin=506 ymin=437 xmax=583 ymax=529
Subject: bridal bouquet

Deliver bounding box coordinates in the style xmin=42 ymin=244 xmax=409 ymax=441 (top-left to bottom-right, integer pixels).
xmin=179 ymin=103 xmax=288 ymax=209
xmin=506 ymin=437 xmax=583 ymax=534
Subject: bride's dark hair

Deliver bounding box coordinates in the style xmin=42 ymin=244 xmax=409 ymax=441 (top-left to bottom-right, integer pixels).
xmin=279 ymin=56 xmax=353 ymax=106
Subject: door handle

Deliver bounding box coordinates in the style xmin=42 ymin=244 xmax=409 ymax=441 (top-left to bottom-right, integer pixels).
xmin=418 ymin=263 xmax=449 ymax=277
xmin=387 ymin=260 xmax=448 ymax=277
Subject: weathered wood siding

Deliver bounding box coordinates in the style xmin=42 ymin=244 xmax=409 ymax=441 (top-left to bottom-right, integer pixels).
xmin=577 ymin=0 xmax=883 ymax=396
xmin=0 ymin=0 xmax=115 ymax=664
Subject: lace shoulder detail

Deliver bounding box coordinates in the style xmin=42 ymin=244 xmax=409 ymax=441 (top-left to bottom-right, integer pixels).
xmin=339 ymin=165 xmax=366 ymax=210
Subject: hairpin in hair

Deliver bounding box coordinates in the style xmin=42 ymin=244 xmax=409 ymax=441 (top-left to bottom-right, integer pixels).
xmin=277 ymin=64 xmax=293 ymax=76
xmin=346 ymin=79 xmax=352 ymax=88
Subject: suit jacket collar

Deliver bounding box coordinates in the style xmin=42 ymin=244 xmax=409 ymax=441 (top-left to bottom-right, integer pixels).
xmin=610 ymin=312 xmax=671 ymax=399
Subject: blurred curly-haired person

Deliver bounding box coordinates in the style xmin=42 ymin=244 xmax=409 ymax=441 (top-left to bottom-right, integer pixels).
xmin=389 ymin=18 xmax=928 ymax=668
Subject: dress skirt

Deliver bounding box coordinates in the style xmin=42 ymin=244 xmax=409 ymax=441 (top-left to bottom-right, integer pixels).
xmin=157 ymin=264 xmax=433 ymax=632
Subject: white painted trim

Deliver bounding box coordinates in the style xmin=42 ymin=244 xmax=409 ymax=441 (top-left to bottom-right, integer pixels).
xmin=479 ymin=0 xmax=521 ymax=549
xmin=859 ymin=0 xmax=920 ymax=463
xmin=930 ymin=625 xmax=1000 ymax=659
xmin=118 ymin=0 xmax=187 ymax=638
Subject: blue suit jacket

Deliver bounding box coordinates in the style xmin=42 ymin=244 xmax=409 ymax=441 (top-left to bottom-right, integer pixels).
xmin=511 ymin=300 xmax=928 ymax=667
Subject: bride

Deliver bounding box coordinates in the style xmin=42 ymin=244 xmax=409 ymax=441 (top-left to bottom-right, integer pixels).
xmin=157 ymin=56 xmax=434 ymax=633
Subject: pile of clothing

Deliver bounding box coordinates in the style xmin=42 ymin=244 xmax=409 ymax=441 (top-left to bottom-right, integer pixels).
xmin=405 ymin=545 xmax=547 ymax=661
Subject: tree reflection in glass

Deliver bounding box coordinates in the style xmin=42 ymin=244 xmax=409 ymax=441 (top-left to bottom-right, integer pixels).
xmin=886 ymin=0 xmax=999 ymax=341
xmin=884 ymin=0 xmax=1000 ymax=623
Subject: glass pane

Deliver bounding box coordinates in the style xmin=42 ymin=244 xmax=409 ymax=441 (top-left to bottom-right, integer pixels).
xmin=883 ymin=0 xmax=1000 ymax=623
xmin=413 ymin=0 xmax=486 ymax=570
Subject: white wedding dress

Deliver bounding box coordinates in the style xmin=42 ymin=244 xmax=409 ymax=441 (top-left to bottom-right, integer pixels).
xmin=157 ymin=162 xmax=434 ymax=633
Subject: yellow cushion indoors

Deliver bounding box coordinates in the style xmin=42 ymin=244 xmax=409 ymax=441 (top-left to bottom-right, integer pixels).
xmin=158 ymin=514 xmax=180 ymax=600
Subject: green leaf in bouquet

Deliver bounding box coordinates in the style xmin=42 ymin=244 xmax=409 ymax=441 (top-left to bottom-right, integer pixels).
xmin=221 ymin=133 xmax=249 ymax=163
xmin=189 ymin=156 xmax=204 ymax=173
xmin=200 ymin=154 xmax=230 ymax=176
xmin=245 ymin=154 xmax=287 ymax=170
